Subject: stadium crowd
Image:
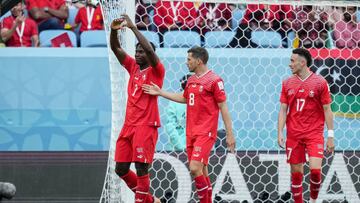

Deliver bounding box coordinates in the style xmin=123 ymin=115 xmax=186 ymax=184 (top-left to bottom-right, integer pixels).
xmin=0 ymin=0 xmax=359 ymax=48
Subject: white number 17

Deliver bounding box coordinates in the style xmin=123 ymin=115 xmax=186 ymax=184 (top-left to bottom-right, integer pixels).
xmin=296 ymin=98 xmax=305 ymax=111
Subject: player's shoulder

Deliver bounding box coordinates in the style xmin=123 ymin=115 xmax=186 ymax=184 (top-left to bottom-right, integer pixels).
xmin=310 ymin=73 xmax=327 ymax=83
xmin=2 ymin=16 xmax=13 ymax=24
xmin=282 ymin=75 xmax=297 ymax=86
xmin=205 ymin=70 xmax=222 ymax=82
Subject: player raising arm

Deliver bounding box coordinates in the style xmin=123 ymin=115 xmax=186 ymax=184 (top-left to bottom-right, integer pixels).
xmin=110 ymin=14 xmax=165 ymax=203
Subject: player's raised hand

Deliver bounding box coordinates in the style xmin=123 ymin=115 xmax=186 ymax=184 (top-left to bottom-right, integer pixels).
xmin=120 ymin=14 xmax=136 ymax=29
xmin=326 ymin=137 xmax=335 ymax=154
xmin=142 ymin=82 xmax=161 ymax=95
xmin=278 ymin=132 xmax=285 ymax=149
xmin=111 ymin=18 xmax=126 ymax=30
xmin=226 ymin=132 xmax=236 ymax=153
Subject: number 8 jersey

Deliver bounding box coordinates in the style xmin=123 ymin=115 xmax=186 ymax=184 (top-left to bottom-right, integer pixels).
xmin=280 ymin=72 xmax=332 ymax=138
xmin=183 ymin=70 xmax=226 ymax=138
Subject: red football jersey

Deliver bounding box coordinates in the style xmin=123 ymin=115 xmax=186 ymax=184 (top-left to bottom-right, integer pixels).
xmin=121 ymin=55 xmax=165 ymax=127
xmin=74 ymin=6 xmax=103 ymax=33
xmin=183 ymin=70 xmax=226 ymax=137
xmin=1 ymin=16 xmax=38 ymax=47
xmin=280 ymin=73 xmax=331 ymax=138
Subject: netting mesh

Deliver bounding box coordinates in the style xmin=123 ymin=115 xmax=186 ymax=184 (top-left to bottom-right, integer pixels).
xmin=100 ymin=0 xmax=359 ymax=202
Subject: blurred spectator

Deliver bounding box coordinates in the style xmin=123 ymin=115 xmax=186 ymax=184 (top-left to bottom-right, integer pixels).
xmin=228 ymin=4 xmax=289 ymax=48
xmin=1 ymin=2 xmax=39 ymax=47
xmin=274 ymin=5 xmax=294 ymax=48
xmin=73 ymin=0 xmax=103 ymax=33
xmin=164 ymin=74 xmax=191 ymax=151
xmin=154 ymin=0 xmax=198 ymax=46
xmin=333 ymin=6 xmax=360 ymax=48
xmin=197 ymin=3 xmax=233 ymax=35
xmin=135 ymin=0 xmax=152 ymax=30
xmin=292 ymin=6 xmax=329 ymax=48
xmin=67 ymin=0 xmax=85 ymax=9
xmin=26 ymin=0 xmax=69 ymax=32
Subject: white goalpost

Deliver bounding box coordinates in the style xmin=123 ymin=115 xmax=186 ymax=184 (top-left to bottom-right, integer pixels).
xmin=99 ymin=0 xmax=360 ymax=202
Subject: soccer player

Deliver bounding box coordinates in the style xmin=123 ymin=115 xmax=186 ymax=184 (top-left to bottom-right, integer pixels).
xmin=110 ymin=14 xmax=165 ymax=203
xmin=277 ymin=48 xmax=335 ymax=203
xmin=142 ymin=46 xmax=236 ymax=203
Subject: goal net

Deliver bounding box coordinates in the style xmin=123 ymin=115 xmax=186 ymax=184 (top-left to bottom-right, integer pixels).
xmin=100 ymin=0 xmax=360 ymax=202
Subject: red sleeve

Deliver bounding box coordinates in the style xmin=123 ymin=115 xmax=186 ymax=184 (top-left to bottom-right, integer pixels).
xmin=212 ymin=79 xmax=226 ymax=103
xmin=2 ymin=17 xmax=12 ymax=29
xmin=26 ymin=0 xmax=37 ymax=11
xmin=56 ymin=0 xmax=66 ymax=9
xmin=74 ymin=8 xmax=82 ymax=24
xmin=280 ymin=82 xmax=288 ymax=104
xmin=320 ymin=80 xmax=332 ymax=105
xmin=151 ymin=61 xmax=165 ymax=87
xmin=30 ymin=19 xmax=38 ymax=36
xmin=183 ymin=84 xmax=189 ymax=99
xmin=121 ymin=54 xmax=136 ymax=74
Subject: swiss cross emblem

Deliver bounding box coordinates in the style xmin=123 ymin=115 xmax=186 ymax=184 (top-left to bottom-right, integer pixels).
xmin=199 ymin=85 xmax=203 ymax=92
xmin=309 ymin=90 xmax=314 ymax=97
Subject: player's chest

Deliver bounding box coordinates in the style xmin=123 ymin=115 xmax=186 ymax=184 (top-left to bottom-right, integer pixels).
xmin=187 ymin=82 xmax=210 ymax=95
xmin=287 ymin=84 xmax=319 ymax=101
xmin=132 ymin=71 xmax=149 ymax=85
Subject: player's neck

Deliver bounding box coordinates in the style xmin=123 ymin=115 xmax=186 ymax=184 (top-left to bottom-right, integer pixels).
xmin=194 ymin=65 xmax=208 ymax=76
xmin=139 ymin=64 xmax=149 ymax=70
xmin=297 ymin=68 xmax=311 ymax=80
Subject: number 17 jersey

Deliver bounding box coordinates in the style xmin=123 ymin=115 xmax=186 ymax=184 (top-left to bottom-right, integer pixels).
xmin=280 ymin=73 xmax=331 ymax=138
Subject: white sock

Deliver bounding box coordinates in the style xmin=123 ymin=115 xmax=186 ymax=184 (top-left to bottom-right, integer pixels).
xmin=310 ymin=198 xmax=316 ymax=203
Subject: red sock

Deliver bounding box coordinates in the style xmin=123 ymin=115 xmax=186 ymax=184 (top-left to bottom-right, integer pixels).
xmin=120 ymin=170 xmax=138 ymax=193
xmin=205 ymin=176 xmax=212 ymax=203
xmin=291 ymin=172 xmax=303 ymax=203
xmin=310 ymin=169 xmax=322 ymax=200
xmin=120 ymin=171 xmax=153 ymax=203
xmin=135 ymin=174 xmax=150 ymax=203
xmin=195 ymin=175 xmax=208 ymax=203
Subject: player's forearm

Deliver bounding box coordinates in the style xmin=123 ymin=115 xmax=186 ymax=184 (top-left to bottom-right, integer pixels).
xmin=160 ymin=91 xmax=186 ymax=103
xmin=324 ymin=105 xmax=334 ymax=130
xmin=130 ymin=26 xmax=158 ymax=66
xmin=110 ymin=29 xmax=121 ymax=50
xmin=219 ymin=102 xmax=233 ymax=135
xmin=277 ymin=107 xmax=287 ymax=134
xmin=47 ymin=7 xmax=68 ymax=19
xmin=131 ymin=26 xmax=154 ymax=54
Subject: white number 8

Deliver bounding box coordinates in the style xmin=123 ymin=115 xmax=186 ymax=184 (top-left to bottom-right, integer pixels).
xmin=189 ymin=93 xmax=195 ymax=106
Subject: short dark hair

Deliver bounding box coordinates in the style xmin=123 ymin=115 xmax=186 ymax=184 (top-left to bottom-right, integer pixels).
xmin=187 ymin=46 xmax=209 ymax=64
xmin=292 ymin=48 xmax=312 ymax=67
xmin=136 ymin=42 xmax=156 ymax=52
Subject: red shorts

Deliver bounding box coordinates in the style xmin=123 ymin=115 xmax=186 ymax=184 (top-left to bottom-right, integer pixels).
xmin=286 ymin=135 xmax=324 ymax=164
xmin=186 ymin=133 xmax=216 ymax=165
xmin=115 ymin=125 xmax=158 ymax=163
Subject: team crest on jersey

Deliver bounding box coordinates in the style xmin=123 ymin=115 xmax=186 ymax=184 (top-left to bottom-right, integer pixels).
xmin=288 ymin=89 xmax=294 ymax=95
xmin=194 ymin=146 xmax=202 ymax=152
xmin=199 ymin=85 xmax=203 ymax=92
xmin=136 ymin=147 xmax=143 ymax=153
xmin=217 ymin=81 xmax=224 ymax=90
xmin=309 ymin=90 xmax=314 ymax=97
